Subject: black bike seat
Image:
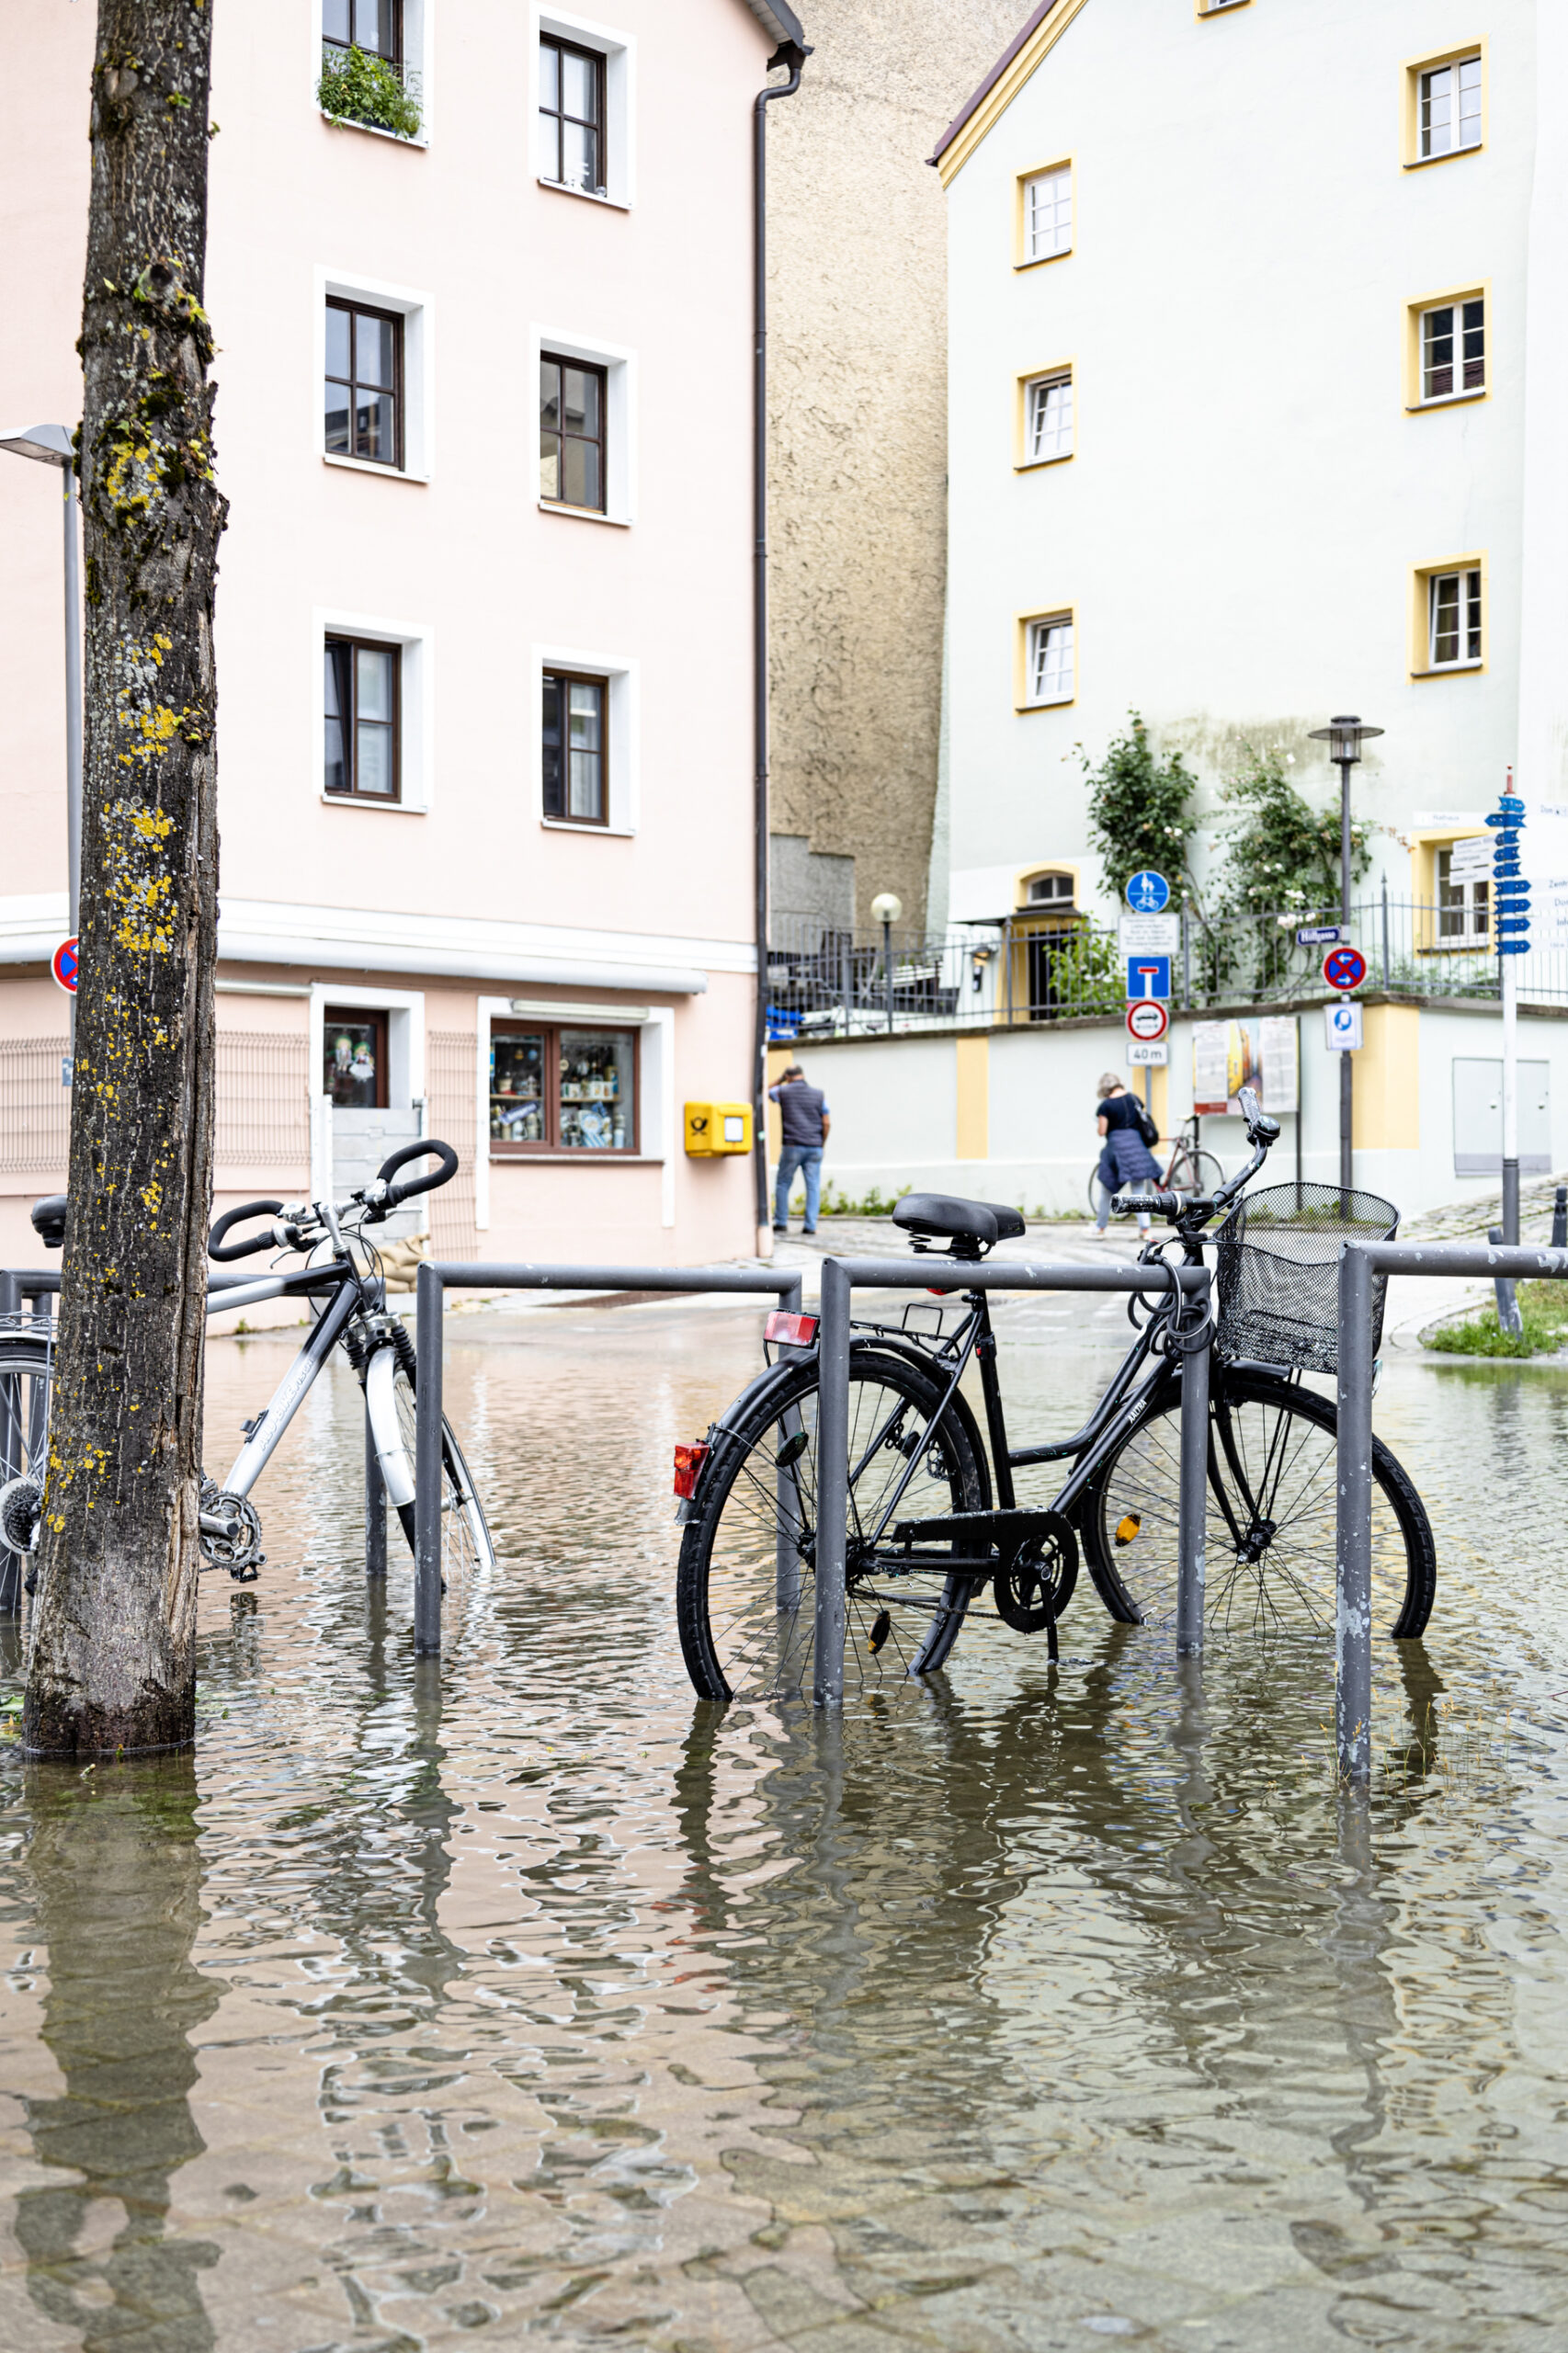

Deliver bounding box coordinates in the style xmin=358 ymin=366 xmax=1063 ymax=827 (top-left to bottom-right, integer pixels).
xmin=30 ymin=1195 xmax=67 ymax=1250
xmin=892 ymin=1192 xmax=1027 ymax=1247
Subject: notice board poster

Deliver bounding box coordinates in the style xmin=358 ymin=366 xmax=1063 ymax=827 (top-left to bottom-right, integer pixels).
xmin=1192 ymin=1016 xmax=1300 ymax=1115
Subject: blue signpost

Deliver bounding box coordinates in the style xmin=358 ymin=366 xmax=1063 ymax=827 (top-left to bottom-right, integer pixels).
xmin=1488 ymin=783 xmax=1528 ymax=1269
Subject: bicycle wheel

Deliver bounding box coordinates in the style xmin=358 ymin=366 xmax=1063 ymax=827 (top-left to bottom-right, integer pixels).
xmin=366 ymin=1346 xmax=496 ymax=1586
xmin=1081 ymin=1369 xmax=1435 ymax=1640
xmin=676 ymin=1347 xmax=989 ymax=1701
xmin=0 ymin=1343 xmax=53 ymax=1597
xmin=1165 ymin=1146 xmax=1225 ymax=1199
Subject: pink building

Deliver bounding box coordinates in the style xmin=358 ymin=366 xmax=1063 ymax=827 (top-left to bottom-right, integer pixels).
xmin=0 ymin=0 xmax=804 ymax=1269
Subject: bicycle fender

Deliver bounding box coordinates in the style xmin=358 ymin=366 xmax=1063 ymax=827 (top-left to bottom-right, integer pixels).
xmin=364 ymin=1347 xmax=416 ymax=1508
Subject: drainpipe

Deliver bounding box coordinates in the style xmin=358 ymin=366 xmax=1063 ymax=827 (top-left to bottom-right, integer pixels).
xmin=753 ymin=39 xmax=809 ymax=1243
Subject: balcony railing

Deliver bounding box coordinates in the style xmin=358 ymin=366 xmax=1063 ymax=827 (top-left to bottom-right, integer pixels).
xmin=318 ymin=40 xmax=423 ymax=140
xmin=766 ymin=891 xmax=1568 ymax=1042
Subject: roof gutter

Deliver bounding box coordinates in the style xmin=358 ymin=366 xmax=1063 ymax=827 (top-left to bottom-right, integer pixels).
xmin=752 ymin=36 xmax=810 ymax=1241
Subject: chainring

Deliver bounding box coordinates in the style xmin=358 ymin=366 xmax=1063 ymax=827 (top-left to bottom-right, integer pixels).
xmin=994 ymin=1508 xmax=1077 ymax=1635
xmin=0 ymin=1476 xmax=41 ymax=1555
xmin=199 ymin=1476 xmax=266 ymax=1580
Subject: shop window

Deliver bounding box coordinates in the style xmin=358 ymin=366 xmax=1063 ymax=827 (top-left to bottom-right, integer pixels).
xmin=490 ymin=1023 xmax=636 ymax=1152
xmin=324 ymin=1008 xmax=389 ymax=1108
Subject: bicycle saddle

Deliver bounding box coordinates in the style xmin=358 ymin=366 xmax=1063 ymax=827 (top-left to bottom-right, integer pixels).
xmin=30 ymin=1195 xmax=67 ymax=1251
xmin=892 ymin=1193 xmax=1027 ymax=1253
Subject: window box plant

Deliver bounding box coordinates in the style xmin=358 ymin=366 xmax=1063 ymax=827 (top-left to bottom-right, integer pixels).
xmin=318 ymin=43 xmax=423 ymax=142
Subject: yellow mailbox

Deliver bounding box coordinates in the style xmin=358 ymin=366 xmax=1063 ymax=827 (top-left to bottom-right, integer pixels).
xmin=685 ymin=1102 xmax=753 ymax=1157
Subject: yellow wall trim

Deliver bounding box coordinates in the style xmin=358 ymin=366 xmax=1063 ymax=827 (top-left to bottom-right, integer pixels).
xmin=1401 ymin=38 xmax=1487 ymax=172
xmin=1409 ymin=551 xmax=1488 ymax=679
xmin=955 ymin=1034 xmax=990 ymax=1160
xmin=1352 ymin=1004 xmax=1421 ymax=1149
xmin=935 ymin=0 xmax=1096 ymax=188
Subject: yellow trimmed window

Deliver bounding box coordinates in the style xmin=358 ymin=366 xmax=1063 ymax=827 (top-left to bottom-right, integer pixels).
xmin=1018 ymin=611 xmax=1075 ymax=709
xmin=1412 ymin=560 xmax=1484 ymax=675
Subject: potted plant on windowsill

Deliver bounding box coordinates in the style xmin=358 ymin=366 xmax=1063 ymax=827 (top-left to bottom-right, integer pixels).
xmin=318 ymin=42 xmax=423 ymax=141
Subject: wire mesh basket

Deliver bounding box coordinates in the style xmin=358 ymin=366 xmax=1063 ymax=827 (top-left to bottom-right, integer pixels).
xmin=1214 ymin=1181 xmax=1398 ymax=1376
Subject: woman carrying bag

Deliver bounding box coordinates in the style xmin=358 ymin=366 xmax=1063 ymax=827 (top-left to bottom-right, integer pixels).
xmin=1093 ymin=1072 xmax=1156 ymax=1237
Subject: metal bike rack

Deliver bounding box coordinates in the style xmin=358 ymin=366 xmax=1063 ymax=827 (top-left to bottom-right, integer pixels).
xmin=813 ymin=1256 xmax=1214 ymax=1706
xmin=412 ymin=1262 xmax=805 ymax=1654
xmin=1336 ymin=1237 xmax=1568 ymax=1783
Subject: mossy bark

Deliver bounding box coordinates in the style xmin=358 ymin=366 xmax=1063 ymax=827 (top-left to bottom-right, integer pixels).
xmin=25 ymin=1 xmax=224 ymax=1757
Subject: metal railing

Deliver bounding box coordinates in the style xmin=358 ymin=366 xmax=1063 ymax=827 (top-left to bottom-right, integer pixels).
xmin=767 ymin=892 xmax=1568 ymax=1040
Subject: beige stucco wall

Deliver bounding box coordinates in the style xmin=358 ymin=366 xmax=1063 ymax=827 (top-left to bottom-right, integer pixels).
xmin=767 ymin=0 xmax=1025 ymax=934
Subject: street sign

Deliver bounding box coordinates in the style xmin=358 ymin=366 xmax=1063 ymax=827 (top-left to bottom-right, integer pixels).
xmin=1323 ymin=944 xmax=1367 ymax=992
xmin=1126 ymin=998 xmax=1170 ymax=1043
xmin=1125 ymin=954 xmax=1172 ymax=1001
xmin=1324 ymin=999 xmax=1363 ymax=1052
xmin=1125 ymin=870 xmax=1171 ymax=915
xmin=51 ymin=936 xmax=79 ymax=995
xmin=1119 ymin=913 xmax=1180 ymax=958
xmin=1128 ymin=1039 xmax=1168 ymax=1067
xmin=1295 ymin=925 xmax=1343 ymax=945
xmin=1447 ymin=834 xmax=1492 ymax=884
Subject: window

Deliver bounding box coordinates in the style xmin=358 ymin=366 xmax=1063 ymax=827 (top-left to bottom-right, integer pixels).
xmin=324 ymin=1008 xmax=389 ymax=1108
xmin=325 ymin=637 xmax=400 ymax=799
xmin=1437 ymin=843 xmax=1490 ymax=943
xmin=1023 ymin=614 xmax=1074 ymax=706
xmin=542 ymin=672 xmax=607 ymax=823
xmin=1025 ymin=871 xmax=1075 ymax=908
xmin=491 ymin=1025 xmax=636 ymax=1153
xmin=1025 ymin=370 xmax=1074 ymax=463
xmin=540 ymin=354 xmax=606 ymax=510
xmin=324 ymin=299 xmax=403 ymax=468
xmin=540 ymin=35 xmax=605 ymax=193
xmin=1426 ymin=568 xmax=1483 ymax=670
xmin=1021 ymin=166 xmax=1072 ymax=265
xmin=1199 ymin=0 xmax=1249 ymax=12
xmin=1418 ymin=297 xmax=1484 ymax=402
xmin=1419 ymin=54 xmax=1482 ymax=159
xmin=323 ymin=0 xmax=400 ymax=62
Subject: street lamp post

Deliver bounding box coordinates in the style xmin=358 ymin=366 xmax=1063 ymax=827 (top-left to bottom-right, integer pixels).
xmin=870 ymin=891 xmax=903 ymax=1035
xmin=1308 ymin=715 xmax=1382 ymax=1198
xmin=1 ymin=422 xmax=82 ymax=1067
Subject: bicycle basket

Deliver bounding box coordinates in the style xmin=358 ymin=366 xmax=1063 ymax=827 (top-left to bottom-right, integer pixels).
xmin=1214 ymin=1181 xmax=1398 ymax=1376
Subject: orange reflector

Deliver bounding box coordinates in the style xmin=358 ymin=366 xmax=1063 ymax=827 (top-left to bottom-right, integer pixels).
xmin=765 ymin=1311 xmax=819 ymax=1347
xmin=673 ymin=1441 xmax=710 ymax=1499
xmin=1116 ymin=1513 xmax=1142 ymax=1547
xmin=868 ymin=1609 xmax=892 ymax=1655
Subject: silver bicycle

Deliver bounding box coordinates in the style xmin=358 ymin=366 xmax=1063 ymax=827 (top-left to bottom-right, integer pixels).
xmin=0 ymin=1140 xmax=494 ymax=1598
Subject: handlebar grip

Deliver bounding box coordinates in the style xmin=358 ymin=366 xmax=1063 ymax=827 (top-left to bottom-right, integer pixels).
xmin=374 ymin=1138 xmax=459 ymax=1209
xmin=1111 ymin=1189 xmax=1186 ymax=1220
xmin=209 ymin=1199 xmax=285 ymax=1262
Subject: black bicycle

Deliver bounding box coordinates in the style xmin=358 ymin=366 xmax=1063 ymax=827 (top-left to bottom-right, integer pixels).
xmin=676 ymin=1089 xmax=1436 ymax=1701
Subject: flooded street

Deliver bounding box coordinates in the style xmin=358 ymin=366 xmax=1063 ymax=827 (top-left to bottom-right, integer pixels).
xmin=2 ymin=1293 xmax=1567 ymax=2351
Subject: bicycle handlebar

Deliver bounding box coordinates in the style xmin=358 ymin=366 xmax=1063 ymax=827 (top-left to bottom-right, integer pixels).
xmin=361 ymin=1138 xmax=459 ymax=1221
xmin=1111 ymin=1086 xmax=1283 ymax=1232
xmin=208 ymin=1199 xmax=287 ymax=1262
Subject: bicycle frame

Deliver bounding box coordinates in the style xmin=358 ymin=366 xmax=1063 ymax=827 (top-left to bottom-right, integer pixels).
xmin=209 ymin=1261 xmax=369 ymax=1502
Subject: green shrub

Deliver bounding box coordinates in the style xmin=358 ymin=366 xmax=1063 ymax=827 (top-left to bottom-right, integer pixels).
xmin=1426 ymin=1281 xmax=1568 ymax=1358
xmin=318 ymin=43 xmax=422 ymax=139
xmin=1079 ymin=713 xmax=1199 ymax=905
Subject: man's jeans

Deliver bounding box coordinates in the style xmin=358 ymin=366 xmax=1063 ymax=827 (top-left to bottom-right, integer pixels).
xmin=775 ymin=1144 xmax=824 ymax=1231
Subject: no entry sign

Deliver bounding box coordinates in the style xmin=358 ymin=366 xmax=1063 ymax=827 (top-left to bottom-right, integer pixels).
xmin=1125 ymin=998 xmax=1170 ymax=1043
xmin=51 ymin=936 xmax=79 ymax=995
xmin=1322 ymin=944 xmax=1367 ymax=992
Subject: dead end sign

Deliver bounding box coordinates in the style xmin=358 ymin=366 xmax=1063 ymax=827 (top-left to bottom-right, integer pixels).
xmin=1126 ymin=998 xmax=1169 ymax=1043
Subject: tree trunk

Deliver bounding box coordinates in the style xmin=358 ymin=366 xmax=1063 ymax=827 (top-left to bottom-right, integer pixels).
xmin=25 ymin=1 xmax=224 ymax=1757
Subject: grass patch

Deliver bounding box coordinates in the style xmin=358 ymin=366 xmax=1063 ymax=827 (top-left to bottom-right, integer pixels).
xmin=1426 ymin=1280 xmax=1568 ymax=1358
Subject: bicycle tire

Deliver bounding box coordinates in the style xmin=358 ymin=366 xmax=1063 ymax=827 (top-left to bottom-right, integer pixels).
xmin=1080 ymin=1369 xmax=1435 ymax=1640
xmin=676 ymin=1347 xmax=989 ymax=1701
xmin=1164 ymin=1145 xmax=1226 ymax=1199
xmin=0 ymin=1342 xmax=54 ymax=1591
xmin=367 ymin=1347 xmax=496 ymax=1586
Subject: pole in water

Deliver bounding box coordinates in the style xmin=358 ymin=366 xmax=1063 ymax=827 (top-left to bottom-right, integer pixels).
xmin=1552 ymin=1186 xmax=1567 ymax=1252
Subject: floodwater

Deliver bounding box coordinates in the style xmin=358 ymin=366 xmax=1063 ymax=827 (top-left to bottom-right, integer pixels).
xmin=1 ymin=1292 xmax=1566 ymax=2352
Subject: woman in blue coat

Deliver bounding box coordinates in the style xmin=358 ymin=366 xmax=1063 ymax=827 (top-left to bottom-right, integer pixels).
xmin=1094 ymin=1072 xmax=1155 ymax=1237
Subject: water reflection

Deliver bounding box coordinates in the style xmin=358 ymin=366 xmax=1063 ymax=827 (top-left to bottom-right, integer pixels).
xmin=16 ymin=1759 xmax=219 ymax=2353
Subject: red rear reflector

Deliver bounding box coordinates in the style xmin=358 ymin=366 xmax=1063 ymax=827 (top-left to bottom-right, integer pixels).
xmin=673 ymin=1441 xmax=710 ymax=1499
xmin=765 ymin=1311 xmax=819 ymax=1347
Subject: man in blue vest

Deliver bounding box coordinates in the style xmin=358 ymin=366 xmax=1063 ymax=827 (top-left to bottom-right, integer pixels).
xmin=769 ymin=1063 xmax=831 ymax=1235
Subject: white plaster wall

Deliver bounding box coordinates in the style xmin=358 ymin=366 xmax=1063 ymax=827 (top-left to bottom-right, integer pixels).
xmin=942 ymin=0 xmax=1543 ymax=926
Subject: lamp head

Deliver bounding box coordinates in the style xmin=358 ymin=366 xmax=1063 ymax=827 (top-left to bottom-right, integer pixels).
xmin=1307 ymin=713 xmax=1384 ymax=766
xmin=0 ymin=421 xmax=74 ymax=467
xmin=870 ymin=892 xmax=903 ymax=926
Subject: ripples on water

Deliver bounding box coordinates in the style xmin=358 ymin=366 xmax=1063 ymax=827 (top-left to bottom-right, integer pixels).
xmin=0 ymin=1296 xmax=1565 ymax=2350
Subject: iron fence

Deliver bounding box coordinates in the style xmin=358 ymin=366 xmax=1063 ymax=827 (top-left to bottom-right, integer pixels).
xmin=0 ymin=1039 xmax=70 ymax=1176
xmin=767 ymin=891 xmax=1568 ymax=1040
xmin=214 ymin=1033 xmax=312 ymax=1168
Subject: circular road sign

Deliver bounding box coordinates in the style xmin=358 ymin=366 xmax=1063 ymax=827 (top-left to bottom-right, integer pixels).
xmin=1323 ymin=944 xmax=1368 ymax=993
xmin=1126 ymin=998 xmax=1170 ymax=1043
xmin=51 ymin=936 xmax=79 ymax=995
xmin=1125 ymin=870 xmax=1171 ymax=915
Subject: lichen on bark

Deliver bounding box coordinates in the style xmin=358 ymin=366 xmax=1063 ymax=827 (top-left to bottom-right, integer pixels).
xmin=25 ymin=0 xmax=225 ymax=1757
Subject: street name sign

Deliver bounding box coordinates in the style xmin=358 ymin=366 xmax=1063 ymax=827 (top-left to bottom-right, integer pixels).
xmin=1295 ymin=925 xmax=1343 ymax=945
xmin=1126 ymin=998 xmax=1170 ymax=1043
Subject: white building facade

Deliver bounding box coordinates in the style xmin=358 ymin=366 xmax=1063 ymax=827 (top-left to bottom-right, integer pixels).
xmin=898 ymin=0 xmax=1568 ymax=1213
xmin=0 ymin=0 xmax=802 ymax=1271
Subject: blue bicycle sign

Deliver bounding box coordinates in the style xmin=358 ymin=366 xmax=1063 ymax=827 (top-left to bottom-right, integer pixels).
xmin=1125 ymin=870 xmax=1171 ymax=915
